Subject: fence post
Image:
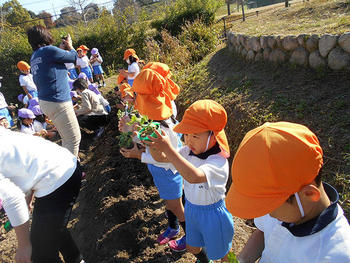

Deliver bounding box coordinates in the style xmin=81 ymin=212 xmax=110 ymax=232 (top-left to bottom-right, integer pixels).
xmin=223 ymin=17 xmax=227 ymax=38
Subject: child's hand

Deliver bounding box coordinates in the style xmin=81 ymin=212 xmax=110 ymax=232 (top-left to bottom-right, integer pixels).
xmin=118 ymin=115 xmax=131 ymax=132
xmin=144 ymin=129 xmax=172 ymax=153
xmin=120 ymin=143 xmax=143 ymax=159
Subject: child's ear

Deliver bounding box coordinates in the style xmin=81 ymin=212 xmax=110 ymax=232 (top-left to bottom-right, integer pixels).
xmin=300 ymin=185 xmax=321 ymax=202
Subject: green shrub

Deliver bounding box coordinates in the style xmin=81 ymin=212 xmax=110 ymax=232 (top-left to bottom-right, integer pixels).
xmin=179 ymin=20 xmax=218 ymax=62
xmin=145 ymin=30 xmax=191 ymax=70
xmin=151 ymin=0 xmax=221 ymax=36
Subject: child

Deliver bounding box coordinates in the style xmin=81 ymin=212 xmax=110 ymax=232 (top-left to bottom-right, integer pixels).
xmin=32 ymin=105 xmax=57 ymax=139
xmin=73 ymin=78 xmax=108 ymax=137
xmin=119 ymin=68 xmax=186 ymax=251
xmin=119 ymin=48 xmax=140 ymax=86
xmin=65 ymin=62 xmax=78 ymax=79
xmin=78 ymin=72 xmax=110 ymax=113
xmin=76 ymin=46 xmax=93 ymax=83
xmin=143 ymin=62 xmax=180 ymax=118
xmin=226 ymin=122 xmax=350 ymax=263
xmin=90 ymin=48 xmax=105 ymax=87
xmin=0 ymin=90 xmax=14 ymax=127
xmin=17 ymin=61 xmax=38 ymax=99
xmin=146 ymin=99 xmax=234 ymax=263
xmin=18 ymin=108 xmax=47 ymax=137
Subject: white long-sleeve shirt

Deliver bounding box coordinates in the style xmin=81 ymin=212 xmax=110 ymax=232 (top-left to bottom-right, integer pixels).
xmin=0 ymin=128 xmax=77 ymax=226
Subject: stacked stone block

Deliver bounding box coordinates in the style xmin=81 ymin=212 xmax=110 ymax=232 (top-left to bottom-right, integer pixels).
xmin=227 ymin=31 xmax=350 ymax=70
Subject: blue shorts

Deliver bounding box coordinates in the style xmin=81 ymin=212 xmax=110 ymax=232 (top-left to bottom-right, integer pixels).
xmin=81 ymin=67 xmax=93 ymax=80
xmin=68 ymin=68 xmax=78 ymax=79
xmin=127 ymin=79 xmax=134 ymax=86
xmin=185 ymin=199 xmax=234 ymax=260
xmin=147 ymin=164 xmax=183 ymax=200
xmin=93 ymin=65 xmax=104 ymax=75
xmin=0 ymin=107 xmax=13 ymax=127
xmin=28 ymin=90 xmax=38 ymax=98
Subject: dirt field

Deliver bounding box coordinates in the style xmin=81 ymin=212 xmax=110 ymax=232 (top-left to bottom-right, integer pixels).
xmin=1 ymin=44 xmax=349 ymax=262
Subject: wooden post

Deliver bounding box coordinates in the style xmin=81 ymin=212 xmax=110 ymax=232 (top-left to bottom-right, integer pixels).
xmin=227 ymin=2 xmax=231 ymax=15
xmin=241 ymin=0 xmax=245 ymax=21
xmin=223 ymin=17 xmax=227 ymax=38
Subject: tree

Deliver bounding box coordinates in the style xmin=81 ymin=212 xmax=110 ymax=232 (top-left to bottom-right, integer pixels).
xmin=55 ymin=6 xmax=81 ymax=27
xmin=67 ymin=0 xmax=89 ymax=24
xmin=2 ymin=0 xmax=32 ymax=28
xmin=285 ymin=0 xmax=289 ymax=7
xmin=113 ymin=0 xmax=141 ymax=24
xmin=38 ymin=11 xmax=55 ymax=28
xmin=84 ymin=3 xmax=100 ymax=21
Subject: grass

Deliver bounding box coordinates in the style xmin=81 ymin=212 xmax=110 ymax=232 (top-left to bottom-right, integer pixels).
xmin=175 ymin=44 xmax=350 ymax=219
xmin=216 ymin=0 xmax=350 ymax=36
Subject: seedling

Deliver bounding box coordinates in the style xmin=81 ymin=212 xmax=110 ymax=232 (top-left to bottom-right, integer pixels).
xmin=227 ymin=252 xmax=240 ymax=263
xmin=118 ymin=131 xmax=133 ymax=149
xmin=60 ymin=31 xmax=68 ymax=39
xmin=137 ymin=122 xmax=161 ymax=142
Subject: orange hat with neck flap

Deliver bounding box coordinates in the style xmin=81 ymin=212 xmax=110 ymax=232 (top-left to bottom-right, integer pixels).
xmin=173 ymin=100 xmax=230 ymax=156
xmin=143 ymin=62 xmax=180 ymax=100
xmin=132 ymin=68 xmax=172 ymax=120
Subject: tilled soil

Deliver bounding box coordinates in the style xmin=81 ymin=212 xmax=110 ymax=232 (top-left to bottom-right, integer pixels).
xmin=0 ymin=90 xmax=254 ymax=263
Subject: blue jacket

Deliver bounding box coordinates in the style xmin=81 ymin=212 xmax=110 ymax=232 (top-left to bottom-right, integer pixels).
xmin=30 ymin=45 xmax=77 ymax=102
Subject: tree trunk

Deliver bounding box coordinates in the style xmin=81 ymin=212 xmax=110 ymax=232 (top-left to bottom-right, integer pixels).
xmin=227 ymin=2 xmax=231 ymax=15
xmin=285 ymin=0 xmax=289 ymax=7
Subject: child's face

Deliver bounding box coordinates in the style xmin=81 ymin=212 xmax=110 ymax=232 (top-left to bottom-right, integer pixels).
xmin=269 ymin=197 xmax=302 ymax=223
xmin=21 ymin=69 xmax=30 ymax=75
xmin=0 ymin=118 xmax=9 ymax=128
xmin=23 ymin=118 xmax=33 ymax=126
xmin=77 ymin=50 xmax=83 ymax=57
xmin=184 ymin=131 xmax=215 ymax=155
xmin=93 ymin=54 xmax=98 ymax=58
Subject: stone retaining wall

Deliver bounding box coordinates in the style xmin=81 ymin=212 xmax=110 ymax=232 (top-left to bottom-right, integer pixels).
xmin=227 ymin=31 xmax=350 ymax=70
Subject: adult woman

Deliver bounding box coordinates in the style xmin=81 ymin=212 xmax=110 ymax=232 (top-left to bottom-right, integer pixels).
xmin=27 ymin=25 xmax=81 ymax=156
xmin=0 ymin=128 xmax=84 ymax=263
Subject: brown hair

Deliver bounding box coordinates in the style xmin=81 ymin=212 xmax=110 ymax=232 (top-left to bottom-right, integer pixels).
xmin=27 ymin=25 xmax=54 ymax=51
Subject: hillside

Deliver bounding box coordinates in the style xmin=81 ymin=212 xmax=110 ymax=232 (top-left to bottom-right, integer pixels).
xmin=1 ymin=0 xmax=350 ymax=261
xmin=218 ymin=0 xmax=350 ymax=36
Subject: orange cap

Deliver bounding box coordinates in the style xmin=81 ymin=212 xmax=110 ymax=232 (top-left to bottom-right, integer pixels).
xmin=173 ymin=100 xmax=229 ymax=156
xmin=132 ymin=68 xmax=172 ymax=120
xmin=143 ymin=62 xmax=180 ymax=100
xmin=17 ymin=61 xmax=30 ymax=71
xmin=117 ymin=74 xmax=127 ymax=84
xmin=226 ymin=122 xmax=324 ymax=219
xmin=119 ymin=83 xmax=134 ymax=99
xmin=123 ymin=48 xmax=137 ymax=60
xmin=78 ymin=45 xmax=89 ymax=50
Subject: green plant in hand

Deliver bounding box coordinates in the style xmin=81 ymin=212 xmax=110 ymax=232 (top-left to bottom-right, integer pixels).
xmin=228 ymin=251 xmax=240 ymax=263
xmin=118 ymin=132 xmax=133 ymax=149
xmin=60 ymin=31 xmax=68 ymax=39
xmin=138 ymin=122 xmax=160 ymax=141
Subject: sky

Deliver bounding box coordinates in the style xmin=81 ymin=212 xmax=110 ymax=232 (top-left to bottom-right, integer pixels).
xmin=1 ymin=0 xmax=115 ymax=16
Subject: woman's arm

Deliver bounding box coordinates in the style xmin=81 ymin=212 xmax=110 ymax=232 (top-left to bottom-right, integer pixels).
xmin=14 ymin=221 xmax=32 ymax=263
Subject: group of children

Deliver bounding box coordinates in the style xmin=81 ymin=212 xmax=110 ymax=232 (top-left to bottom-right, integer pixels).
xmin=114 ymin=49 xmax=350 ymax=263
xmin=7 ymin=43 xmax=112 ymax=139
xmin=1 ymin=45 xmax=350 ymax=263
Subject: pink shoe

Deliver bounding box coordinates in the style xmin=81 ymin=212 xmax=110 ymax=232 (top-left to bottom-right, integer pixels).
xmin=168 ymin=235 xmax=186 ymax=252
xmin=157 ymin=226 xmax=180 ymax=245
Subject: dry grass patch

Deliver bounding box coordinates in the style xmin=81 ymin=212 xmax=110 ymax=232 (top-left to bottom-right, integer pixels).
xmin=220 ymin=0 xmax=350 ymax=36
